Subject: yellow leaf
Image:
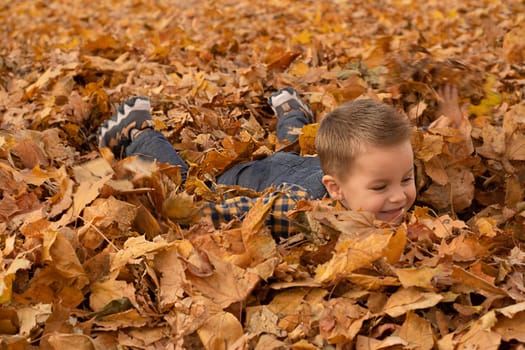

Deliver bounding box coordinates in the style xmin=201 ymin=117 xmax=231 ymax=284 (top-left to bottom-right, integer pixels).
xmin=153 ymin=118 xmax=167 ymax=130
xmin=0 ymin=255 xmax=32 ymax=304
xmin=289 ymin=61 xmax=309 ymax=77
xmin=293 ymin=30 xmax=312 ymax=44
xmin=384 ymin=225 xmax=407 ymax=264
xmin=315 ymin=227 xmax=395 ymax=284
xmin=240 ymin=195 xmax=278 ymax=265
xmin=162 ymin=191 xmax=202 ymax=225
xmin=468 ymin=75 xmax=502 ymax=116
xmin=431 ymin=9 xmax=444 ymax=19
xmin=299 ymin=123 xmax=318 ymax=155
xmin=0 ymin=274 xmax=16 ymax=304
xmin=475 ymin=217 xmax=498 ymax=236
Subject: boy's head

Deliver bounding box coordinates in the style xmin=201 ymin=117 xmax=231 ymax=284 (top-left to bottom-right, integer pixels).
xmin=316 ymin=98 xmax=416 ymax=223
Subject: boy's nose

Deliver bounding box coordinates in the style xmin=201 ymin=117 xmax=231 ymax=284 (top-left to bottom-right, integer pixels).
xmin=389 ymin=188 xmax=407 ymax=203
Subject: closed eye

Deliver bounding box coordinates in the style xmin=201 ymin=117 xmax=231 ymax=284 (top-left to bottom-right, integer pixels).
xmin=370 ymin=184 xmax=386 ymax=191
xmin=402 ymin=176 xmax=414 ymax=183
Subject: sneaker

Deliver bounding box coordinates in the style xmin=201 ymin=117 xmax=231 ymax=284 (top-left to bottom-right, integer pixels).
xmin=97 ymin=96 xmax=155 ymax=157
xmin=268 ymin=87 xmax=315 ymax=123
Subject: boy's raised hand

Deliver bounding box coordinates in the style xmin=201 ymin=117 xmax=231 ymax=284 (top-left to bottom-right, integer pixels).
xmin=431 ymin=84 xmax=467 ymax=129
xmin=430 ymin=83 xmax=474 ymax=154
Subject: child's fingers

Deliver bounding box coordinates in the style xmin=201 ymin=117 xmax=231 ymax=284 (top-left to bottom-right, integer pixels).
xmin=438 ymin=84 xmax=458 ymax=102
xmin=435 ymin=86 xmax=445 ymax=103
xmin=446 ymin=84 xmax=458 ymax=100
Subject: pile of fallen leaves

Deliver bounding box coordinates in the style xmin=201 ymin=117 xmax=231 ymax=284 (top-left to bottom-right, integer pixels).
xmin=1 ymin=0 xmax=525 ymax=348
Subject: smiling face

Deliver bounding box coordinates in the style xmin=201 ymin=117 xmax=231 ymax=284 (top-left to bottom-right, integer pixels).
xmin=322 ymin=140 xmax=416 ymax=223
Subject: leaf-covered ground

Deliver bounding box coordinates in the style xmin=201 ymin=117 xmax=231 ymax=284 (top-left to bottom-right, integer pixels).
xmin=1 ymin=0 xmax=525 ymax=349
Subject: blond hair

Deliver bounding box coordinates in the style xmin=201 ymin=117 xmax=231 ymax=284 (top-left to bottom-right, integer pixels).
xmin=315 ymin=99 xmax=412 ymax=180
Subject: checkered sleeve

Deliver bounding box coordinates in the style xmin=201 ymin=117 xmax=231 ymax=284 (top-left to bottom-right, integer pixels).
xmin=268 ymin=184 xmax=312 ymax=237
xmin=201 ymin=195 xmax=255 ymax=226
xmin=201 ymin=183 xmax=313 ymax=238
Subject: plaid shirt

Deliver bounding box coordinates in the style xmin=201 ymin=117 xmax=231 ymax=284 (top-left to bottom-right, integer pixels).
xmin=201 ymin=183 xmax=313 ymax=238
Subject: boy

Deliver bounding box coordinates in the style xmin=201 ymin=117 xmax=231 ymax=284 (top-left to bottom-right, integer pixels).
xmin=97 ymin=86 xmax=462 ymax=236
xmin=316 ymin=99 xmax=416 ymax=223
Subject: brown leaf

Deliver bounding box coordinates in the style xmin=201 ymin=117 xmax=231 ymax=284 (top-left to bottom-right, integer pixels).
xmin=383 ymin=287 xmax=443 ymax=318
xmin=79 ymin=197 xmax=137 ymax=250
xmin=197 ymin=311 xmax=244 ymax=350
xmin=395 ymin=266 xmax=442 ymax=289
xmin=355 ymin=334 xmax=408 ymax=349
xmin=241 ymin=195 xmax=278 ymax=266
xmin=10 ymin=138 xmax=49 ymax=169
xmin=440 ymin=232 xmax=489 ymax=261
xmin=47 ymin=333 xmax=96 ymax=350
xmin=92 ymin=309 xmax=151 ymax=330
xmin=421 ymin=157 xmax=448 ymax=186
xmin=109 ymin=236 xmax=174 ymax=276
xmin=42 ymin=228 xmax=89 ymax=287
xmin=399 ymin=311 xmax=435 ymax=350
xmin=66 ymin=91 xmax=90 ymax=123
xmin=14 ymin=267 xmax=85 ymax=307
xmin=502 ymin=22 xmax=525 ymax=65
xmin=267 ymin=51 xmax=301 ymax=72
xmin=450 ymin=266 xmax=508 ymax=297
xmin=315 ymin=223 xmax=406 ymax=284
xmin=494 ymin=310 xmax=525 ymax=343
xmin=81 ymin=54 xmax=136 ymax=72
xmin=154 ymin=246 xmax=191 ymax=310
xmin=47 ymin=167 xmax=74 ymax=218
xmin=413 ymin=131 xmax=445 ymax=162
xmin=89 ymin=279 xmax=137 ymax=312
xmin=453 ymin=311 xmax=501 ymax=350
xmin=319 ymin=298 xmax=370 ymax=344
xmin=24 ymin=66 xmax=64 ymax=99
xmin=254 ymin=334 xmax=289 ymax=350
xmin=347 ymin=273 xmax=400 ymax=290
xmin=246 ymin=306 xmax=285 ymax=337
xmin=188 ymin=253 xmax=260 ymax=308
xmin=16 ymin=303 xmax=53 ymax=337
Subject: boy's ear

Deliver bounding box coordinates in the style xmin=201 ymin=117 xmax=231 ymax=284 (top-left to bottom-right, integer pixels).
xmin=322 ymin=174 xmax=344 ymax=201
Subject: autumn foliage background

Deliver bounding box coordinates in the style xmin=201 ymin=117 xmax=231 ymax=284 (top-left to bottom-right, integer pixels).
xmin=1 ymin=0 xmax=525 ymax=349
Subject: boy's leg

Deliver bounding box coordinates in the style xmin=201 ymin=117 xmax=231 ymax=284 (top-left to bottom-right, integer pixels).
xmin=268 ymin=87 xmax=315 ymax=144
xmin=217 ymin=88 xmax=319 ymax=192
xmin=217 ymin=152 xmax=326 ymax=198
xmin=97 ymin=97 xmax=188 ymax=176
